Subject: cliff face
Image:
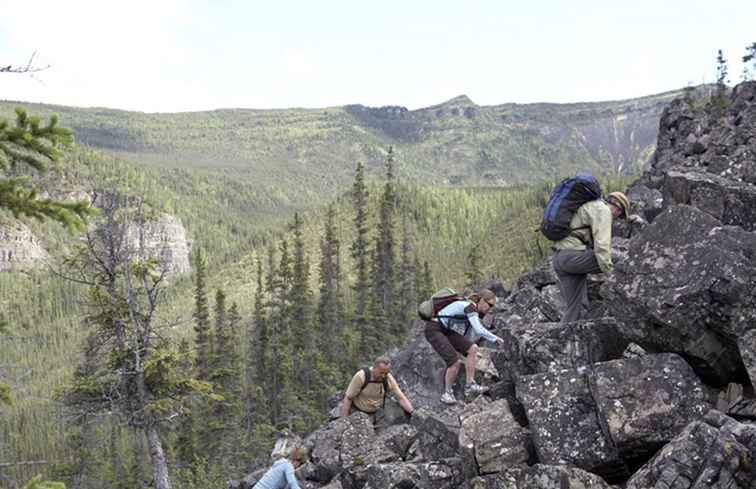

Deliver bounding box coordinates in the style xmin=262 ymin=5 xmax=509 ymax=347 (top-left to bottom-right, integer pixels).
xmin=131 ymin=213 xmax=191 ymax=279
xmin=0 ymin=220 xmax=49 ymax=271
xmin=233 ymin=82 xmax=756 ymax=489
xmin=0 ymin=207 xmax=191 ymax=278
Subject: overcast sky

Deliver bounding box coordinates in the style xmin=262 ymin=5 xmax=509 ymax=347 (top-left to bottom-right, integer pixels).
xmin=1 ymin=0 xmax=754 ymax=113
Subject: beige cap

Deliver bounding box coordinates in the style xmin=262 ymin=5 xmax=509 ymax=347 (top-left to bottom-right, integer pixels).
xmin=607 ymin=191 xmax=630 ymax=218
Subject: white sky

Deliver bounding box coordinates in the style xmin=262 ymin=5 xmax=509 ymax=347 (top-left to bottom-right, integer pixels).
xmin=1 ymin=0 xmax=754 ymax=113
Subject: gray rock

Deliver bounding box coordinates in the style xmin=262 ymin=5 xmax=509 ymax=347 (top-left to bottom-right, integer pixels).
xmin=594 ymin=204 xmax=756 ymax=385
xmin=626 ymin=410 xmax=756 ymax=488
xmin=304 ymin=413 xmax=374 ymax=482
xmin=130 ymin=213 xmax=191 ymax=279
xmin=458 ymin=398 xmax=530 ymax=475
xmin=0 ymin=219 xmax=49 ymax=271
xmin=361 ymin=458 xmax=466 ymax=489
xmin=517 ymin=353 xmax=711 ymax=481
xmin=411 ymin=406 xmax=465 ymax=461
xmin=662 ymin=170 xmax=756 ymax=231
xmin=465 ymin=464 xmax=616 ymax=488
xmin=594 ymin=353 xmax=711 ymax=467
xmin=622 ymin=343 xmax=647 ymax=358
xmin=492 ymin=318 xmax=636 ymax=380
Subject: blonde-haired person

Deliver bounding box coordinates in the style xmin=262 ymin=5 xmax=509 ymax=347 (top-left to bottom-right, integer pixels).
xmin=424 ymin=288 xmax=503 ymax=405
xmin=552 ymin=191 xmax=630 ymax=323
xmin=253 ymin=447 xmax=305 ymax=489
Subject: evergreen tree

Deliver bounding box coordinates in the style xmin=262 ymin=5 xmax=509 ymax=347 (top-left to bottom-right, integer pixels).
xmin=317 ymin=204 xmax=344 ymax=362
xmin=397 ymin=215 xmax=418 ymax=329
xmin=289 ymin=213 xmax=313 ymax=357
xmin=60 ymin=196 xmax=210 ymax=489
xmin=174 ymin=339 xmax=197 ymax=471
xmin=350 ymin=162 xmax=372 ymax=352
xmin=0 ymin=108 xmax=93 ymax=231
xmin=375 ymin=147 xmax=398 ymax=318
xmin=266 ymin=239 xmax=295 ymax=427
xmin=465 ymin=243 xmax=484 ymax=289
xmin=192 ymin=249 xmax=211 ymax=381
xmin=366 ymin=147 xmax=399 ymax=348
xmin=244 ymin=257 xmax=268 ymax=435
xmin=715 ymin=49 xmax=729 ymax=101
xmin=206 ymin=290 xmax=242 ymax=466
xmin=419 ymin=260 xmax=434 ymax=300
xmin=743 ymin=42 xmax=756 ymax=80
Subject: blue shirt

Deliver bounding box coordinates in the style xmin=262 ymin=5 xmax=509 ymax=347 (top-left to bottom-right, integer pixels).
xmin=438 ymin=300 xmax=498 ymax=343
xmin=253 ymin=459 xmax=301 ymax=489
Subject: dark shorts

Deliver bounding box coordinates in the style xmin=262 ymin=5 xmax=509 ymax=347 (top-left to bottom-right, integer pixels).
xmin=424 ymin=320 xmax=473 ymax=367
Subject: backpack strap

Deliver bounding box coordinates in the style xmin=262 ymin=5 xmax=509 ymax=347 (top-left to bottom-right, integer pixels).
xmin=436 ymin=300 xmax=475 ymax=336
xmin=359 ymin=367 xmax=389 ymax=408
xmin=569 ymin=224 xmax=592 ymax=246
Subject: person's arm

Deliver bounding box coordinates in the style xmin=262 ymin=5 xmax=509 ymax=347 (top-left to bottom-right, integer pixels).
xmin=387 ymin=374 xmax=413 ymax=415
xmin=341 ymin=370 xmax=363 ymax=417
xmin=466 ymin=312 xmax=499 ymax=343
xmin=340 ymin=396 xmax=352 ymax=417
xmin=590 ymin=202 xmax=613 ymax=273
xmin=283 ymin=460 xmax=302 ymax=489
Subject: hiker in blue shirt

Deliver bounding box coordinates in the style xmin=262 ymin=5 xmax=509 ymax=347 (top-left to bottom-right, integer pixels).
xmin=253 ymin=447 xmax=304 ymax=489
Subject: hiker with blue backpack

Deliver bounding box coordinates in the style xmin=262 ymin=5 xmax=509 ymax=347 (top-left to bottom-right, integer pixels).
xmin=540 ymin=173 xmax=630 ymax=323
xmin=419 ymin=288 xmax=503 ymax=405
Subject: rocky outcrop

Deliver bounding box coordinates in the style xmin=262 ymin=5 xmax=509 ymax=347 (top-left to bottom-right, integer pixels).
xmin=131 ymin=213 xmax=191 ymax=279
xmin=626 ymin=410 xmax=756 ymax=489
xmin=592 ymin=204 xmax=756 ymax=385
xmin=0 ymin=219 xmax=49 ymax=271
xmin=518 ymin=354 xmax=711 ymax=480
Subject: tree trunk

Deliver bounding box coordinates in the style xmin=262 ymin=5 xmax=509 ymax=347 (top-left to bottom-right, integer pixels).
xmin=145 ymin=426 xmax=171 ymax=489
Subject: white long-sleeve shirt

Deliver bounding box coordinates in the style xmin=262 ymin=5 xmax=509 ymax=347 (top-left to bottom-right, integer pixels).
xmin=437 ymin=300 xmax=498 ymax=343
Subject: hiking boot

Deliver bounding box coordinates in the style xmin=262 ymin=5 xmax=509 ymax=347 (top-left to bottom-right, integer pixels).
xmin=464 ymin=382 xmax=488 ymax=398
xmin=440 ymin=390 xmax=457 ymax=405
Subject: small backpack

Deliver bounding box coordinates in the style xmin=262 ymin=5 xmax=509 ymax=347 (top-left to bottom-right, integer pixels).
xmin=359 ymin=367 xmax=389 ymax=408
xmin=417 ymin=288 xmax=463 ymax=321
xmin=418 ymin=288 xmax=476 ymax=336
xmin=540 ymin=173 xmax=602 ymax=241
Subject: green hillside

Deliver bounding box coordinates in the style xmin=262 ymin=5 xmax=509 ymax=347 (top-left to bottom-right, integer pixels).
xmin=0 ymin=88 xmax=679 ymax=222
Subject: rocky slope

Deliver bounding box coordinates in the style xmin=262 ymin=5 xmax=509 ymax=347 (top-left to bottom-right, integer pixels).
xmin=233 ymin=82 xmax=756 ymax=488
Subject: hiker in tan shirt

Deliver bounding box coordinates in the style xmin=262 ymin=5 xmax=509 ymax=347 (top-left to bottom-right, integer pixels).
xmin=340 ymin=356 xmax=414 ymax=421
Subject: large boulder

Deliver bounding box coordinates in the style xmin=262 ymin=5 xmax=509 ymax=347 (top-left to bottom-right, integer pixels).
xmin=411 ymin=405 xmax=466 ymax=461
xmin=593 ymin=204 xmax=756 ymax=385
xmin=458 ymin=398 xmax=531 ymax=475
xmin=517 ymin=353 xmax=711 ymax=481
xmin=492 ymin=318 xmax=637 ymax=380
xmin=465 ymin=464 xmax=616 ymax=488
xmin=626 ymin=410 xmax=756 ymax=488
xmin=341 ymin=424 xmax=419 ymax=489
xmin=304 ymin=413 xmax=375 ymax=483
xmin=361 ymin=458 xmax=466 ymax=489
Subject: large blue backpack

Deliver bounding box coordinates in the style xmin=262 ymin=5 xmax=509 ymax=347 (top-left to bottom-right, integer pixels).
xmin=540 ymin=173 xmax=602 ymax=241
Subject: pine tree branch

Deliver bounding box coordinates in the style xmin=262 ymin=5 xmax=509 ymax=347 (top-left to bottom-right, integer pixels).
xmin=0 ymin=52 xmax=50 ymax=74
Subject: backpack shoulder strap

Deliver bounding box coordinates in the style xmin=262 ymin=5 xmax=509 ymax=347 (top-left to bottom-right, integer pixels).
xmin=359 ymin=367 xmax=371 ymax=392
